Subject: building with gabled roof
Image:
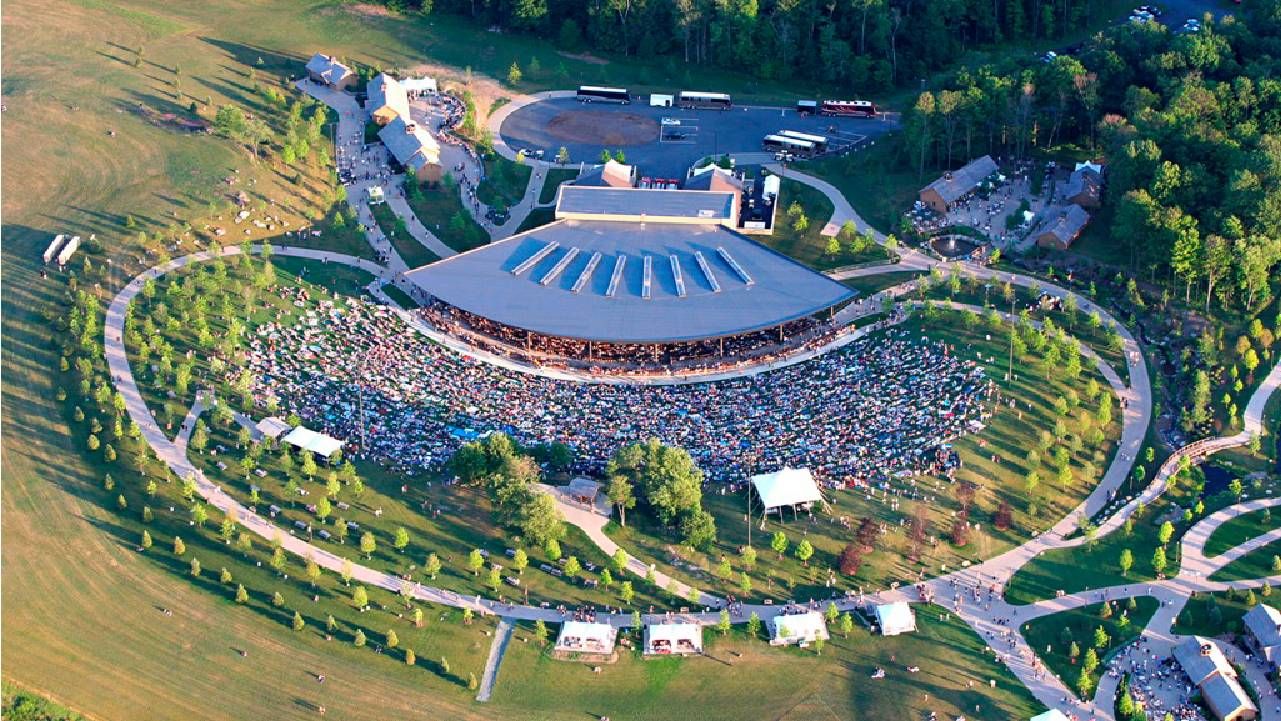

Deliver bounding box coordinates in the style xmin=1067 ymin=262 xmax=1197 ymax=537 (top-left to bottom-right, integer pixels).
xmin=1031 ymin=204 xmax=1091 ymax=250
xmin=378 ymin=116 xmax=442 ymax=183
xmin=1242 ymin=604 xmax=1281 ymax=669
xmin=367 ymin=73 xmax=411 ymax=126
xmin=1062 ymin=164 xmax=1103 ymax=208
xmin=919 ymin=155 xmax=999 ymax=213
xmin=305 ymin=53 xmax=356 ymax=90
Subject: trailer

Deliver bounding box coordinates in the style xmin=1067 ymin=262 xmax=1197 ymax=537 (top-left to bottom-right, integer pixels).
xmin=650 ymin=93 xmax=674 ymax=107
xmin=56 ymin=235 xmax=82 ymax=267
xmin=43 ymin=234 xmax=67 ymax=264
xmin=796 ymin=99 xmax=818 ymax=115
xmin=778 ymin=130 xmax=828 ymax=153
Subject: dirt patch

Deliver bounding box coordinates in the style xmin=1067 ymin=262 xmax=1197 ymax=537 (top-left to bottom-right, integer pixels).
xmin=345 ymin=3 xmax=395 ymax=18
xmin=557 ymin=51 xmax=609 ymax=66
xmin=546 ymin=110 xmax=658 ymax=146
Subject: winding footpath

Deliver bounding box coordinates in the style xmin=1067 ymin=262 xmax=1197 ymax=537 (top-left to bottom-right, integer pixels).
xmin=103 ymin=167 xmax=1281 ymax=716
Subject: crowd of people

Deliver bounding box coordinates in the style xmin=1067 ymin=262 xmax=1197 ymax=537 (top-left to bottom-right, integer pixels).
xmin=242 ymin=288 xmax=995 ymax=486
xmin=420 ymin=300 xmax=847 ymax=376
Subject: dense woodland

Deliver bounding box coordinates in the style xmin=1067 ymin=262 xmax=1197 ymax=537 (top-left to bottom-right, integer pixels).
xmin=900 ymin=4 xmax=1281 ymax=315
xmin=385 ymin=0 xmax=1117 ymax=89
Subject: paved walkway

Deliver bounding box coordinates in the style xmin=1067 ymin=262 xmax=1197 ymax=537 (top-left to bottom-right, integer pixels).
xmin=476 ymin=617 xmax=514 ymax=702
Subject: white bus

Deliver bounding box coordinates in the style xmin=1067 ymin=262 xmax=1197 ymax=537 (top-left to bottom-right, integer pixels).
xmin=778 ymin=130 xmax=828 ymax=153
xmin=577 ymin=86 xmax=631 ymax=104
xmin=677 ymin=90 xmax=732 ymax=109
xmin=762 ymin=134 xmax=815 ymax=156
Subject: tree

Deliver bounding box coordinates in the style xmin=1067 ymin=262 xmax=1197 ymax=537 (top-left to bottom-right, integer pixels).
xmin=795 ymin=539 xmax=814 ymax=565
xmin=839 ymin=612 xmax=854 ymax=637
xmin=173 ymin=536 xmax=186 ymax=555
xmin=141 ymin=529 xmax=153 ymax=549
xmin=606 ymin=473 xmax=635 ymax=527
xmin=612 ymin=548 xmax=627 ymax=574
xmin=315 ymin=496 xmax=332 ymax=522
xmin=292 ymin=611 xmax=306 ymax=632
xmin=220 ymin=567 xmax=233 ymax=584
xmin=468 ymin=549 xmax=485 ymax=576
xmin=534 ymin=619 xmax=549 ymax=645
xmin=306 ymin=556 xmax=321 ymax=587
xmin=771 ymin=531 xmax=789 ymax=559
xmin=360 ymin=532 xmax=377 ymax=560
xmin=1093 ymin=626 xmax=1109 ymax=649
xmin=190 ymin=557 xmax=202 ymax=577
xmin=563 ymin=556 xmax=581 ymax=579
xmin=600 ymin=568 xmax=613 ymax=588
xmin=1229 ymin=478 xmax=1244 ymax=500
xmin=1119 ymin=548 xmax=1133 ymax=576
xmin=424 ymin=553 xmax=442 ymax=579
xmin=716 ymin=609 xmax=731 ymax=635
xmin=405 ymin=648 xmax=416 ymax=666
xmin=272 ymin=591 xmax=285 ymax=607
xmin=352 ymin=586 xmax=369 ymax=609
xmin=738 ymin=572 xmax=752 ymax=595
xmin=620 ymin=580 xmax=635 ymax=605
xmin=393 ymin=527 xmax=410 ymax=553
xmin=235 ymin=584 xmax=249 ymax=603
xmin=271 ymin=547 xmax=286 ymax=575
xmin=512 ymin=548 xmax=528 ymax=574
xmin=1152 ymin=546 xmax=1167 ymax=576
xmin=741 ymin=545 xmax=757 ymax=570
xmin=354 ymin=629 xmax=366 ymax=647
xmin=386 ymin=629 xmax=399 ymax=649
xmin=506 ymin=61 xmax=523 ymax=86
xmin=1158 ymin=521 xmax=1174 ymax=546
xmin=545 ymin=538 xmax=562 ymax=562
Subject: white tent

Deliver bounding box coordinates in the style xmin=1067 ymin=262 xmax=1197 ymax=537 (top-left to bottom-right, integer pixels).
xmin=751 ymin=467 xmax=823 ymax=512
xmin=1030 ymin=711 xmax=1071 ymax=721
xmin=256 ymin=416 xmax=292 ymax=440
xmin=644 ymin=623 xmax=703 ymax=655
xmin=402 ymin=77 xmax=437 ymax=94
xmin=769 ymin=611 xmax=828 ymax=646
xmin=874 ymin=602 xmax=917 ymax=636
xmin=555 ymin=621 xmax=617 ymax=654
xmin=282 ymin=426 xmax=344 ymax=457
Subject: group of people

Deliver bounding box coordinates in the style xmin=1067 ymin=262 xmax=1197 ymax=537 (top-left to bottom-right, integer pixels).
xmin=242 ymin=289 xmax=995 ymax=487
xmin=421 ymin=300 xmax=844 ymax=376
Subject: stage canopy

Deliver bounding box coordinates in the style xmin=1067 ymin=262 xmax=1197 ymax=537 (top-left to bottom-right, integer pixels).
xmin=874 ymin=602 xmax=917 ymax=636
xmin=282 ymin=426 xmax=344 ymax=457
xmin=751 ymin=467 xmax=823 ymax=510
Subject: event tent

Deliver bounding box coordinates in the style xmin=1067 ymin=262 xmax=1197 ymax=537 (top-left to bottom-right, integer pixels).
xmin=769 ymin=611 xmax=828 ymax=646
xmin=554 ymin=621 xmax=617 ymax=654
xmin=282 ymin=426 xmax=344 ymax=457
xmin=256 ymin=416 xmax=292 ymax=440
xmin=751 ymin=468 xmax=823 ymax=515
xmin=644 ymin=623 xmax=703 ymax=655
xmin=874 ymin=602 xmax=917 ymax=636
xmin=1029 ymin=711 xmax=1070 ymax=721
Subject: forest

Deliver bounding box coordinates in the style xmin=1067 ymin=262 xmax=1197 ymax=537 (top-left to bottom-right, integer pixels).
xmin=383 ymin=0 xmax=1117 ymax=90
xmin=898 ymin=3 xmax=1281 ymax=315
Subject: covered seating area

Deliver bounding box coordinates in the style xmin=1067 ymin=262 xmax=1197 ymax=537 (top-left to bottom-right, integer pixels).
xmin=769 ymin=611 xmax=828 ymax=647
xmin=255 ymin=416 xmax=292 ymax=440
xmin=282 ymin=426 xmax=344 ymax=458
xmin=874 ymin=602 xmax=917 ymax=636
xmin=644 ymin=622 xmax=703 ymax=655
xmin=750 ymin=468 xmax=824 ymax=523
xmin=554 ymin=621 xmax=617 ymax=655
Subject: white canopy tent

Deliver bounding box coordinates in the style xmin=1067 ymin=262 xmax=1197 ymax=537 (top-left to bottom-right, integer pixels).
xmin=874 ymin=602 xmax=917 ymax=636
xmin=554 ymin=621 xmax=617 ymax=654
xmin=644 ymin=623 xmax=703 ymax=655
xmin=256 ymin=416 xmax=292 ymax=440
xmin=402 ymin=77 xmax=438 ymax=94
xmin=282 ymin=426 xmax=344 ymax=457
xmin=751 ymin=468 xmax=824 ymax=521
xmin=769 ymin=611 xmax=828 ymax=646
xmin=1030 ymin=711 xmax=1071 ymax=721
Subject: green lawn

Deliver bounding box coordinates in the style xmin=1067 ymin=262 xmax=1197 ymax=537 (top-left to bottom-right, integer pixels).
xmin=607 ymin=309 xmax=1122 ymax=602
xmin=1005 ymin=479 xmax=1246 ymax=605
xmin=800 ymin=134 xmax=922 ymax=235
xmin=477 ymin=156 xmax=532 ymax=211
xmin=490 ymin=604 xmax=1043 ymax=721
xmin=381 ymin=284 xmax=420 ymax=310
xmin=406 ymin=186 xmax=489 ymax=253
xmin=1205 ymin=507 xmax=1281 ymax=558
xmin=538 ymin=169 xmax=579 ymax=205
xmin=1210 ymin=539 xmax=1281 ymax=582
xmin=755 ymin=178 xmax=890 ymax=271
xmin=515 ymin=207 xmax=556 ymax=234
xmin=370 ymin=201 xmax=440 ymax=268
xmin=1023 ymin=597 xmax=1159 ymax=699
xmin=842 ymin=271 xmax=926 ymax=298
xmin=1174 ymin=589 xmax=1281 ymax=637
xmin=3 ymin=681 xmax=86 ymax=721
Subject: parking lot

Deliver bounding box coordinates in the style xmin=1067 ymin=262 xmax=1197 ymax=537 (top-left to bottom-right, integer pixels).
xmin=500 ymin=97 xmax=895 ymax=178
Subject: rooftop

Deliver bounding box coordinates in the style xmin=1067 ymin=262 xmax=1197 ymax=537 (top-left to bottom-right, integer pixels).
xmin=402 ymin=219 xmax=853 ymax=343
xmin=922 ymin=155 xmax=999 ymax=204
xmin=1033 ymin=204 xmax=1091 ymax=244
xmin=557 ymin=186 xmax=735 ymax=223
xmin=379 ymin=116 xmax=440 ymax=172
xmin=305 ymin=53 xmax=353 ymax=83
xmin=368 ymin=73 xmax=411 ymax=119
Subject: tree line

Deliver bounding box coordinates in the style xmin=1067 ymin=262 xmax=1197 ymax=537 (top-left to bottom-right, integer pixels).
xmin=379 ymin=0 xmax=1114 ymax=92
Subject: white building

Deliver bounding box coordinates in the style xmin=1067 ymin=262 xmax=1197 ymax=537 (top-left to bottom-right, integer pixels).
xmin=769 ymin=611 xmax=828 ymax=646
xmin=554 ymin=621 xmax=617 ymax=655
xmin=644 ymin=622 xmax=703 ymax=655
xmin=874 ymin=602 xmax=917 ymax=636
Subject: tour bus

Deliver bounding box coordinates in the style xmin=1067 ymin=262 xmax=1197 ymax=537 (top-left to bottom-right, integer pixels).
xmin=778 ymin=129 xmax=828 ymax=154
xmin=820 ymin=99 xmax=879 ymax=117
xmin=678 ymin=90 xmax=733 ymax=110
xmin=762 ymin=134 xmax=815 ymax=156
xmin=796 ymin=99 xmax=819 ymax=115
xmin=577 ymin=86 xmax=631 ymax=104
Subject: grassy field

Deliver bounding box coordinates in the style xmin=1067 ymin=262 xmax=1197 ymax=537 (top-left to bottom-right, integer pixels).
xmin=492 ymin=604 xmax=1043 ymax=721
xmin=800 ymin=134 xmax=921 ymax=235
xmin=1205 ymin=507 xmax=1281 ymax=557
xmin=842 ymin=271 xmax=925 ymax=297
xmin=370 ymin=201 xmax=440 ymax=268
xmin=538 ymin=169 xmax=578 ymax=205
xmin=514 ymin=207 xmax=556 ymax=233
xmin=1005 ymin=473 xmax=1252 ymax=605
xmin=606 ymin=309 xmax=1122 ymax=601
xmin=1023 ymin=597 xmax=1159 ymax=698
xmin=1210 ymin=539 xmax=1281 ymax=582
xmin=406 ymin=186 xmax=489 ymax=253
xmin=1175 ymin=589 xmax=1281 ymax=637
xmin=476 ymin=156 xmax=531 ymax=211
xmin=756 ymin=178 xmax=888 ymax=271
